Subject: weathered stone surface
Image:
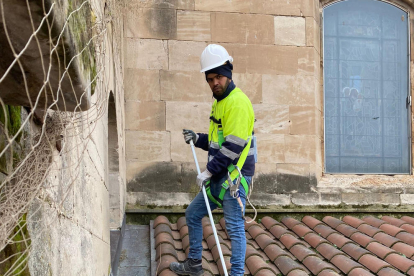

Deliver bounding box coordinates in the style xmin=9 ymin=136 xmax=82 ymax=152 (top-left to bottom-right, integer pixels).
xmin=195 ymin=0 xmax=250 ymax=13
xmin=284 ymin=135 xmax=317 ymax=164
xmin=289 ymin=106 xmax=317 ymax=135
xmin=401 ymin=194 xmax=414 ymax=205
xmin=160 ymin=70 xmax=211 ymax=102
xmin=251 ymin=0 xmax=302 ymax=16
xmin=125 ymin=69 xmax=160 ymax=101
xmin=125 ymin=101 xmax=166 ymax=131
xmin=232 ymin=73 xmax=262 ymax=104
xmin=125 ymin=39 xmax=168 ymax=69
xmin=253 ymin=163 xmax=277 ymax=194
xmin=342 ymin=193 xmax=400 ymax=205
xmin=301 ymin=0 xmax=318 ymax=18
xmin=292 ymin=193 xmax=341 ymax=206
xmin=168 ymin=40 xmax=207 ymax=71
xmin=253 ymin=104 xmax=289 ymax=134
xmin=250 ymin=193 xmax=291 ymax=206
xmin=306 ymin=17 xmax=320 ymax=52
xmin=126 ymin=131 xmax=171 ymax=162
xmin=224 ymin=44 xmax=248 ymax=73
xmin=246 ymin=45 xmax=298 ymax=75
xmin=126 ymin=0 xmax=194 ymax=9
xmin=277 ymin=163 xmax=314 ymax=193
xmin=182 ymin=162 xmax=207 ymax=194
xmin=125 ymin=8 xmax=176 ymax=39
xmin=211 ymin=13 xmax=274 ymax=44
xmin=298 ymin=46 xmax=320 ymax=76
xmin=170 ymin=131 xmax=208 ymax=162
xmin=262 ymin=74 xmax=315 ymax=105
xmin=127 ymin=192 xmax=193 ymax=207
xmin=274 ymin=16 xmax=306 ymax=46
xmin=126 ymin=161 xmax=181 ymax=192
xmin=166 ymin=101 xmax=211 ymax=132
xmin=254 ymin=133 xmax=285 ymax=163
xmin=177 ymin=10 xmax=210 ymax=41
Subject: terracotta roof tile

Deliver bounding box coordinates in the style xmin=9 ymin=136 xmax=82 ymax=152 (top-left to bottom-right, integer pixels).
xmin=363 ymin=216 xmax=386 ymax=228
xmin=152 ymin=214 xmax=414 ymax=276
xmin=274 ymin=255 xmax=306 ymax=275
xmin=343 ymin=216 xmax=366 ymax=228
xmin=358 ymin=224 xmax=384 ymax=237
xmin=377 ymin=267 xmax=405 ymax=276
xmin=331 ymin=254 xmax=363 ymax=274
xmin=323 ymin=216 xmax=345 ymax=229
xmin=372 ymin=232 xmax=400 ymax=247
xmin=402 ymin=216 xmax=414 ymax=225
xmin=302 ymin=216 xmax=323 ymax=229
xmin=341 ymin=243 xmax=371 ymax=260
xmin=359 ymin=253 xmax=392 ymax=273
xmin=216 ymin=256 xmax=231 ymax=275
xmin=154 ymin=215 xmax=171 ymax=229
xmin=395 ymin=232 xmax=414 ymax=247
xmin=314 ymin=224 xmax=337 ymax=238
xmin=384 ymin=252 xmax=414 ymax=273
xmin=326 ymin=232 xmax=354 ymax=249
xmin=317 ymin=242 xmax=345 ymax=260
xmin=350 ymin=232 xmax=376 ymax=247
xmin=392 ymin=242 xmax=414 ymax=259
xmin=401 ymin=224 xmax=414 ymax=235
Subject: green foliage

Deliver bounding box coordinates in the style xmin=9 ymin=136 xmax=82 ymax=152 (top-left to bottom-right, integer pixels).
xmin=0 ymin=105 xmax=22 ymax=141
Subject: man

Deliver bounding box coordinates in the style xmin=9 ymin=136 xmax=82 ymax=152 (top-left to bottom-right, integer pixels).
xmin=170 ymin=44 xmax=255 ymax=276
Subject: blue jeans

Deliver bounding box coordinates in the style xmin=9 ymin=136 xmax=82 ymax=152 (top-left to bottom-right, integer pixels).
xmin=185 ymin=175 xmax=251 ymax=276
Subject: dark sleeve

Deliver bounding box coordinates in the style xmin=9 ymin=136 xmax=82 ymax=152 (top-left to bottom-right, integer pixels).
xmin=195 ymin=133 xmax=209 ymax=151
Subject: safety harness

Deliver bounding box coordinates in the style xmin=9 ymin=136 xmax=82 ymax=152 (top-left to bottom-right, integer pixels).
xmin=205 ymin=119 xmax=252 ymax=209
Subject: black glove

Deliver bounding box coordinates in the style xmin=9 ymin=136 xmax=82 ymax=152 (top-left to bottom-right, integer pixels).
xmin=182 ymin=129 xmax=198 ymax=144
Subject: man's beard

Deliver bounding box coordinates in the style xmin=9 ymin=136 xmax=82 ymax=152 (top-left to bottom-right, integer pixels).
xmin=212 ymin=79 xmax=230 ymax=97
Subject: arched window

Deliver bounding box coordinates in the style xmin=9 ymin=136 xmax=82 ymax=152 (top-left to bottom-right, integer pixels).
xmin=323 ymin=0 xmax=410 ymax=173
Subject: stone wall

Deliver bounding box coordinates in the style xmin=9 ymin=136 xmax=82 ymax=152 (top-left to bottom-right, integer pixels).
xmin=124 ymin=0 xmax=324 ymax=207
xmin=124 ymin=0 xmax=414 ymax=209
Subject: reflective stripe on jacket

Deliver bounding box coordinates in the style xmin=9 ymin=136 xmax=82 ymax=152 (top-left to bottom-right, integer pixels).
xmin=195 ymin=86 xmax=255 ymax=180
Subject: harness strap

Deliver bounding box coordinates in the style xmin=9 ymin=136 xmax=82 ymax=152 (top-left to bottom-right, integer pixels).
xmin=205 ymin=177 xmax=249 ymax=209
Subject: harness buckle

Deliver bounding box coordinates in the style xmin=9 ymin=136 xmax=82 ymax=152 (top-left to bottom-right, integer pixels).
xmin=229 ymin=166 xmax=242 ymax=198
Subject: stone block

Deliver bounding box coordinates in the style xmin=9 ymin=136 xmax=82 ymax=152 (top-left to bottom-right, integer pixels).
xmin=160 ymin=70 xmax=211 ymax=102
xmin=246 ymin=14 xmax=275 ymax=45
xmin=182 ymin=162 xmax=208 ymax=194
xmin=125 ymin=69 xmax=160 ymax=101
xmin=125 ymin=39 xmax=168 ymax=70
xmin=168 ymin=40 xmax=207 ymax=71
xmin=274 ymin=16 xmax=306 ymax=46
xmin=292 ymin=193 xmax=341 ymax=206
xmin=195 ymin=0 xmax=250 ymax=13
xmin=246 ymin=45 xmax=298 ymax=75
xmin=284 ymin=135 xmax=317 ymax=164
xmin=253 ymin=104 xmax=289 ymax=134
xmin=125 ymin=8 xmax=176 ymax=39
xmin=262 ymin=74 xmax=315 ymax=105
xmin=211 ymin=13 xmax=247 ymax=44
xmin=251 ymin=0 xmax=302 ymax=16
xmin=126 ymin=0 xmax=194 ymax=10
xmin=127 ymin=192 xmax=193 ymax=207
xmin=126 ymin=161 xmax=181 ymax=193
xmin=125 ymin=101 xmax=166 ymax=131
xmin=342 ymin=193 xmax=400 ymax=206
xmin=254 ymin=133 xmax=285 ymax=163
xmin=298 ymin=46 xmax=320 ymax=76
xmin=125 ymin=131 xmax=171 ymax=162
xmin=401 ymin=194 xmax=414 ymax=205
xmin=277 ymin=163 xmax=313 ymax=193
xmin=170 ymin=131 xmax=208 ymax=162
xmin=306 ymin=17 xmax=320 ymax=52
xmin=253 ymin=163 xmax=278 ymax=193
xmin=224 ymin=44 xmax=248 ymax=73
xmin=166 ymin=101 xmax=211 ymax=132
xmin=289 ymin=106 xmax=317 ymax=135
xmin=177 ymin=11 xmax=210 ymax=41
xmin=250 ymin=193 xmax=291 ymax=206
xmin=232 ymin=73 xmax=262 ymax=104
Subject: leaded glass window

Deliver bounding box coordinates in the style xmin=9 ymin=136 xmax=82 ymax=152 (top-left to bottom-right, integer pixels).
xmin=323 ymin=0 xmax=410 ymax=174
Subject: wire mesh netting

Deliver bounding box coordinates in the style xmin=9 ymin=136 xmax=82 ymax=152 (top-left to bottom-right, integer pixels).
xmin=0 ymin=0 xmax=118 ymax=274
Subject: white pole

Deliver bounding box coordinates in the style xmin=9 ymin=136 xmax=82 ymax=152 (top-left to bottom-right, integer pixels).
xmin=189 ymin=140 xmax=228 ymax=276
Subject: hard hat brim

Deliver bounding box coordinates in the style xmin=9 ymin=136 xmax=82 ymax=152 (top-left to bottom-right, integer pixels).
xmin=200 ymin=56 xmax=233 ymax=73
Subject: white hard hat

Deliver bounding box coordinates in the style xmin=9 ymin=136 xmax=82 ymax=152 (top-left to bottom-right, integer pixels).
xmin=200 ymin=44 xmax=233 ymax=73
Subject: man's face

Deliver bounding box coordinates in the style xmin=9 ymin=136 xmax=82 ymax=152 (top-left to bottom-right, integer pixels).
xmin=206 ymin=73 xmax=230 ymax=97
